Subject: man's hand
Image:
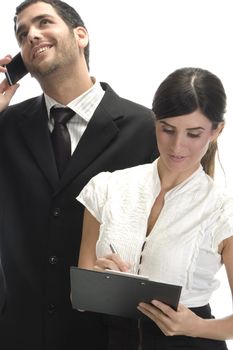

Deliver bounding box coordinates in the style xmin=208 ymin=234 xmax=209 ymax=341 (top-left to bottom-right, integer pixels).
xmin=0 ymin=56 xmax=19 ymax=112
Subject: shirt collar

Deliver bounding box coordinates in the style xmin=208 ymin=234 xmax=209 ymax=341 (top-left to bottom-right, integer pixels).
xmin=44 ymin=78 xmax=105 ymax=122
xmin=153 ymin=158 xmax=204 ymax=199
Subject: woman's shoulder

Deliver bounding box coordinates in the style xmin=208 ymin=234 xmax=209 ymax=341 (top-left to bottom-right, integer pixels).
xmin=198 ymin=172 xmax=233 ymax=206
xmin=88 ymin=161 xmax=156 ymax=199
xmin=207 ymin=177 xmax=233 ymax=209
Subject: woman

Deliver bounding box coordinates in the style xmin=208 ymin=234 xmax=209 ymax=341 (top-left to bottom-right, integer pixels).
xmin=77 ymin=67 xmax=233 ymax=349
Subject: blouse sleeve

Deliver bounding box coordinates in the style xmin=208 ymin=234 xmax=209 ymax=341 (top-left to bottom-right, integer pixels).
xmin=212 ymin=195 xmax=233 ymax=251
xmin=76 ymin=172 xmax=111 ymax=223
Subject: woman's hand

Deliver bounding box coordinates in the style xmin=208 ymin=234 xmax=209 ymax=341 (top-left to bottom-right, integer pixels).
xmin=93 ymin=253 xmax=131 ymax=273
xmin=137 ymin=300 xmax=203 ymax=337
xmin=0 ymin=56 xmax=19 ymax=112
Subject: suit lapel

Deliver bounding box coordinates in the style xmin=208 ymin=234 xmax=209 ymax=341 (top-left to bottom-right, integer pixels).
xmin=17 ymin=84 xmax=124 ymax=195
xmin=17 ymin=95 xmax=59 ymax=189
xmin=56 ymin=84 xmax=123 ymax=193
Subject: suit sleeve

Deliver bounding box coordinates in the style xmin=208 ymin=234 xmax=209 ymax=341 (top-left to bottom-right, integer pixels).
xmin=0 ymin=259 xmax=6 ymax=313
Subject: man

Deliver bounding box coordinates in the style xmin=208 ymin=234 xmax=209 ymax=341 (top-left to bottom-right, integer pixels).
xmin=0 ymin=1 xmax=158 ymax=349
xmin=0 ymin=261 xmax=5 ymax=313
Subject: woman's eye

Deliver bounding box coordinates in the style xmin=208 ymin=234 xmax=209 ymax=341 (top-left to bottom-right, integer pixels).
xmin=188 ymin=133 xmax=201 ymax=138
xmin=162 ymin=128 xmax=175 ymax=134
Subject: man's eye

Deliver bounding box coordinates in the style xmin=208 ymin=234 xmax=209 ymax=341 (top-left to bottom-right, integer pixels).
xmin=18 ymin=32 xmax=27 ymax=42
xmin=40 ymin=19 xmax=50 ymax=25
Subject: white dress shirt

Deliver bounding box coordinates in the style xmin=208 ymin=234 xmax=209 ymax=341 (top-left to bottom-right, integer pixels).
xmin=44 ymin=80 xmax=105 ymax=154
xmin=77 ymin=159 xmax=233 ymax=307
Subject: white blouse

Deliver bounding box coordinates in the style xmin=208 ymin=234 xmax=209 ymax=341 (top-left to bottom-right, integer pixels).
xmin=77 ymin=159 xmax=233 ymax=307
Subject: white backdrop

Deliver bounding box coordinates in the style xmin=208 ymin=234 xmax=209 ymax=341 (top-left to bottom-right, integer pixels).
xmin=0 ymin=1 xmax=232 ymax=347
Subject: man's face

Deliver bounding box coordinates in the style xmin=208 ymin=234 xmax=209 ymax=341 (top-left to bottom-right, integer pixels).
xmin=15 ymin=2 xmax=83 ymax=79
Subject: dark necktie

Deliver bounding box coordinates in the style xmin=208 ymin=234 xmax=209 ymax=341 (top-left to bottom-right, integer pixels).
xmin=50 ymin=107 xmax=75 ymax=176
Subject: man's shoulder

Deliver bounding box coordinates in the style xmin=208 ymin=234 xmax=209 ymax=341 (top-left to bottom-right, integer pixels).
xmin=111 ymin=161 xmax=155 ymax=181
xmin=100 ymin=82 xmax=154 ymax=117
xmin=0 ymin=95 xmax=44 ymax=126
xmin=4 ymin=95 xmax=43 ymax=113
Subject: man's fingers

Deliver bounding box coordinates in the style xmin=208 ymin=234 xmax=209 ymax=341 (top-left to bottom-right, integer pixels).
xmin=0 ymin=82 xmax=19 ymax=112
xmin=4 ymin=83 xmax=19 ymax=100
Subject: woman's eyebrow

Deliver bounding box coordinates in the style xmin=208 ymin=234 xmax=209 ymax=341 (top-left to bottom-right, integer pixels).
xmin=186 ymin=127 xmax=205 ymax=131
xmin=159 ymin=121 xmax=175 ymax=127
xmin=159 ymin=121 xmax=205 ymax=131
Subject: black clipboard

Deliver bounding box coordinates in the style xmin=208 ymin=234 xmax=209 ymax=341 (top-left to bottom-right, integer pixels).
xmin=70 ymin=267 xmax=182 ymax=319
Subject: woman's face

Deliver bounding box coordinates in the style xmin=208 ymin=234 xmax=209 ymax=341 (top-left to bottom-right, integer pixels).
xmin=155 ymin=110 xmax=222 ymax=176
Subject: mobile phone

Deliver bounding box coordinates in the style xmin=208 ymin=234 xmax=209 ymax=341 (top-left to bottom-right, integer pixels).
xmin=4 ymin=52 xmax=28 ymax=85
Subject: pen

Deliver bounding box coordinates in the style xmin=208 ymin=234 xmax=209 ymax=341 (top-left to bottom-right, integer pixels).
xmin=109 ymin=243 xmax=118 ymax=254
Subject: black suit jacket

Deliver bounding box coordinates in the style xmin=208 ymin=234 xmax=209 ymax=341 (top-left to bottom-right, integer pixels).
xmin=0 ymin=83 xmax=158 ymax=350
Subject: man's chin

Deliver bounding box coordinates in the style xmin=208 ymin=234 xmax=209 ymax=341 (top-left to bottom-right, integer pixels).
xmin=30 ymin=64 xmax=59 ymax=79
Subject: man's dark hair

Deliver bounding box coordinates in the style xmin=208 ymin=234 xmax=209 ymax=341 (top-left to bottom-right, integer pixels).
xmin=14 ymin=0 xmax=89 ymax=68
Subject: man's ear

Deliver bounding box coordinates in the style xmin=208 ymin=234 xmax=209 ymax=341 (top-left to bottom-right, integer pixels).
xmin=74 ymin=26 xmax=89 ymax=49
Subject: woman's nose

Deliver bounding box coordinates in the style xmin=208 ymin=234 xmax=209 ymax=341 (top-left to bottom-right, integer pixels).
xmin=173 ymin=134 xmax=186 ymax=151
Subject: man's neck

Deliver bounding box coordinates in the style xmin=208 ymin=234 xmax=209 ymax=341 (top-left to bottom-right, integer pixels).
xmin=38 ymin=64 xmax=93 ymax=105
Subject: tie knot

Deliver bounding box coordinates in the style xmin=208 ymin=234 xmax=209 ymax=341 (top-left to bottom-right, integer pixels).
xmin=50 ymin=107 xmax=75 ymax=125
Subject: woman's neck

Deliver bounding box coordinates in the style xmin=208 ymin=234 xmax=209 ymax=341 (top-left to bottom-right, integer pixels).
xmin=157 ymin=158 xmax=200 ymax=192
